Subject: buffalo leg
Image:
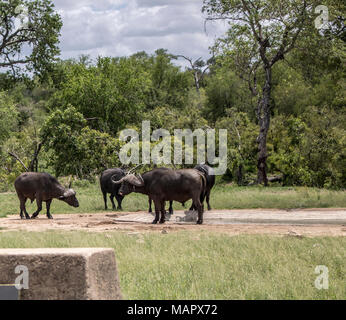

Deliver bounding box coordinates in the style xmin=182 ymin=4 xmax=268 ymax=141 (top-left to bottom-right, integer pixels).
xmin=159 ymin=201 xmax=166 ymax=224
xmin=148 ymin=197 xmax=152 ymax=213
xmin=103 ymin=191 xmax=108 ymax=210
xmin=19 ymin=197 xmax=30 ymax=220
xmin=196 ymin=204 xmax=203 ymax=224
xmin=193 ymin=196 xmax=204 ymax=225
xmin=168 ymin=201 xmax=173 ymax=215
xmin=46 ymin=200 xmax=53 ymax=219
xmin=200 ymin=189 xmax=205 ymax=213
xmin=206 ymin=189 xmax=212 ymax=211
xmin=152 ymin=200 xmax=161 ymax=224
xmin=115 ymin=194 xmax=124 ymax=210
xmin=191 ymin=189 xmax=206 ymax=212
xmin=31 ymin=198 xmax=43 ymax=219
xmin=110 ymin=195 xmax=116 ymax=210
xmin=189 ymin=200 xmax=198 ymax=211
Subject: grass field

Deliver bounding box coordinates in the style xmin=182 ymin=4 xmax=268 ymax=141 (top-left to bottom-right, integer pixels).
xmin=0 ymin=231 xmax=344 ymax=300
xmin=1 ymin=183 xmax=345 ymax=300
xmin=1 ymin=184 xmax=345 ymax=218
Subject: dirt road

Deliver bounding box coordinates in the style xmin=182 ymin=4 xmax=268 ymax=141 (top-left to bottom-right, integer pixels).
xmin=0 ymin=209 xmax=345 ymax=237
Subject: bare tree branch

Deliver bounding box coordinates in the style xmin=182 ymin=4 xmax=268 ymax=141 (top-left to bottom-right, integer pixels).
xmin=176 ymin=55 xmax=211 ymax=94
xmin=8 ymin=152 xmax=28 ymax=172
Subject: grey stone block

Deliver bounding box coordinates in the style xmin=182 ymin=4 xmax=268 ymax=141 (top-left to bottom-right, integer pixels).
xmin=0 ymin=248 xmax=122 ymax=300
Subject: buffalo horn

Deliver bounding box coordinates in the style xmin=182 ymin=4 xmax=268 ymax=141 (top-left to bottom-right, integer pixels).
xmin=111 ymin=176 xmax=126 ymax=185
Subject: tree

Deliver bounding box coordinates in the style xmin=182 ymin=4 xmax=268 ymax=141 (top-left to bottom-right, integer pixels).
xmin=203 ymin=63 xmax=252 ymax=123
xmin=142 ymin=49 xmax=191 ymax=110
xmin=216 ymin=108 xmax=258 ymax=184
xmin=41 ymin=106 xmax=123 ymax=178
xmin=5 ymin=125 xmax=44 ymax=172
xmin=0 ymin=0 xmax=62 ymax=76
xmin=203 ymin=0 xmax=320 ymax=185
xmin=49 ymin=56 xmax=152 ymax=134
xmin=175 ymin=55 xmax=212 ymax=95
xmin=40 ymin=106 xmax=87 ymax=177
xmin=0 ymin=90 xmax=18 ymax=143
xmin=269 ymin=107 xmax=346 ymax=188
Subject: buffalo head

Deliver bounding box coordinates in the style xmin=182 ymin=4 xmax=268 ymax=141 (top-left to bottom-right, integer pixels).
xmin=112 ymin=174 xmax=144 ymax=196
xmin=59 ymin=189 xmax=79 ymax=207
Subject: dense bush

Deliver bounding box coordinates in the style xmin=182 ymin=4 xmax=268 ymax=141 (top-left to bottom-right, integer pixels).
xmin=0 ymin=46 xmax=344 ymax=189
xmin=269 ymin=108 xmax=346 ymax=188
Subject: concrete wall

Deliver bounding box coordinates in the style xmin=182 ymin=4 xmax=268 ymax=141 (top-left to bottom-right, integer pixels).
xmin=0 ymin=248 xmax=122 ymax=300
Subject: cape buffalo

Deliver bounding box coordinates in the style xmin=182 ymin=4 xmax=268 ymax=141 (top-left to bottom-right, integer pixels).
xmin=155 ymin=164 xmax=215 ymax=215
xmin=14 ymin=172 xmax=79 ymax=220
xmin=114 ymin=168 xmax=206 ymax=224
xmin=147 ymin=168 xmax=174 ymax=215
xmin=100 ymin=168 xmax=126 ymax=210
xmin=191 ymin=164 xmax=215 ymax=211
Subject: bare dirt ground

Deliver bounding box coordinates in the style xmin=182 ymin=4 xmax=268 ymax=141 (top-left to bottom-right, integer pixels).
xmin=0 ymin=209 xmax=345 ymax=237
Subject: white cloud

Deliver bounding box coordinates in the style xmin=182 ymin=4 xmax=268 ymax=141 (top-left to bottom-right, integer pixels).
xmin=53 ymin=0 xmax=228 ymax=67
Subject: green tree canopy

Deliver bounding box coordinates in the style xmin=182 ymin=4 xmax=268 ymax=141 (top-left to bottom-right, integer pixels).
xmin=48 ymin=56 xmax=152 ymax=134
xmin=0 ymin=91 xmax=18 ymax=143
xmin=203 ymin=0 xmax=340 ymax=185
xmin=41 ymin=106 xmax=122 ymax=178
xmin=0 ymin=0 xmax=62 ymax=76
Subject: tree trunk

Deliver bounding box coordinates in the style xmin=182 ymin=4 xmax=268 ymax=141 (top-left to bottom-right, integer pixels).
xmin=256 ymin=67 xmax=272 ymax=186
xmin=29 ymin=142 xmax=44 ymax=172
xmin=237 ymin=163 xmax=244 ymax=186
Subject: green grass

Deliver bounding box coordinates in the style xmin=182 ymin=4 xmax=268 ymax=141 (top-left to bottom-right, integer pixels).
xmin=211 ymin=185 xmax=346 ymax=209
xmin=0 ymin=231 xmax=344 ymax=300
xmin=1 ymin=184 xmax=345 ymax=218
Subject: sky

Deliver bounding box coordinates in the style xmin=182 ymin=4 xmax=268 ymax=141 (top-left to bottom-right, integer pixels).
xmin=53 ymin=0 xmax=228 ymax=67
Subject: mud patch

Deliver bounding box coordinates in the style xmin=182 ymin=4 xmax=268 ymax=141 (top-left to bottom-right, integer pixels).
xmin=0 ymin=209 xmax=345 ymax=237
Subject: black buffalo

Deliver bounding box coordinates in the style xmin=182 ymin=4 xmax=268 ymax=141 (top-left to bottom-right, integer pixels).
xmin=154 ymin=164 xmax=215 ymax=215
xmin=14 ymin=172 xmax=79 ymax=220
xmin=114 ymin=168 xmax=206 ymax=224
xmin=191 ymin=164 xmax=215 ymax=211
xmin=147 ymin=168 xmax=173 ymax=215
xmin=100 ymin=168 xmax=126 ymax=210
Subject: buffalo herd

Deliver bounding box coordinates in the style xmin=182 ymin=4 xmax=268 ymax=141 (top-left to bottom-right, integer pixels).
xmin=14 ymin=165 xmax=215 ymax=224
